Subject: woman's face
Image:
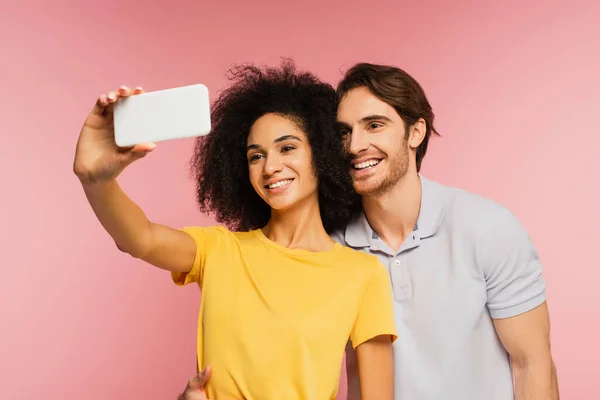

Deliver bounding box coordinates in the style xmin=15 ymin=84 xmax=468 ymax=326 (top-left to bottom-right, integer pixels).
xmin=246 ymin=113 xmax=318 ymax=212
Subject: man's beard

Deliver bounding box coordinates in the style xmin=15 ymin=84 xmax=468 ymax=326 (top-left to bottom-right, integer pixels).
xmin=353 ymin=142 xmax=409 ymax=198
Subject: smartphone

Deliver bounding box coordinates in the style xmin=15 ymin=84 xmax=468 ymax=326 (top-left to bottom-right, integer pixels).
xmin=113 ymin=84 xmax=211 ymax=147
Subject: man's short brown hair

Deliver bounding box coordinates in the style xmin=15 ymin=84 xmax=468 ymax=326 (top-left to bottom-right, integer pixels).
xmin=337 ymin=63 xmax=439 ymax=171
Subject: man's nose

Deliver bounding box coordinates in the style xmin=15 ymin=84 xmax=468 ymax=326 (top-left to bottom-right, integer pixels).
xmin=348 ymin=130 xmax=369 ymax=155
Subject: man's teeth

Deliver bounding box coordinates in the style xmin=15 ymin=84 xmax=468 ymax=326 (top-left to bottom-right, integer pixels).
xmin=268 ymin=179 xmax=293 ymax=189
xmin=354 ymin=160 xmax=380 ymax=170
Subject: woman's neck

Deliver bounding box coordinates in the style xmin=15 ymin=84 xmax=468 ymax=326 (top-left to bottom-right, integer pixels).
xmin=262 ymin=194 xmax=335 ymax=252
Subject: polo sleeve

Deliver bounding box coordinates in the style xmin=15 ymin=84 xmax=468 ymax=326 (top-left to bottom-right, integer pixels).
xmin=350 ymin=260 xmax=398 ymax=348
xmin=479 ymin=206 xmax=547 ymax=319
xmin=171 ymin=226 xmax=226 ymax=288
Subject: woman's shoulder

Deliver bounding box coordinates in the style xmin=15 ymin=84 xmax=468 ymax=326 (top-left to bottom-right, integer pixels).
xmin=182 ymin=224 xmax=248 ymax=242
xmin=181 ymin=225 xmax=261 ymax=252
xmin=334 ymin=246 xmax=384 ymax=270
xmin=182 ymin=224 xmax=230 ymax=235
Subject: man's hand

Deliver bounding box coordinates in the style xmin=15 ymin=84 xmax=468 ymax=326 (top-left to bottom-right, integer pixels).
xmin=178 ymin=367 xmax=212 ymax=400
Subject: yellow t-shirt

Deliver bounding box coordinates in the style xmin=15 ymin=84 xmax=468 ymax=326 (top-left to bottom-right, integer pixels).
xmin=172 ymin=226 xmax=397 ymax=400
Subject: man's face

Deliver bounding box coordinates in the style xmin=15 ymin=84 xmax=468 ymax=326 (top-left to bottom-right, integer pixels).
xmin=337 ymin=87 xmax=410 ymax=197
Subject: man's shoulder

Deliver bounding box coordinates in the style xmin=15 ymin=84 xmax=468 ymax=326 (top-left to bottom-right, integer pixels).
xmin=431 ymin=178 xmax=516 ymax=229
xmin=422 ymin=177 xmax=531 ymax=250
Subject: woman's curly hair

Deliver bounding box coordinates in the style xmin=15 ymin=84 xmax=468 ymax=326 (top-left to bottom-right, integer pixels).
xmin=191 ymin=59 xmax=361 ymax=233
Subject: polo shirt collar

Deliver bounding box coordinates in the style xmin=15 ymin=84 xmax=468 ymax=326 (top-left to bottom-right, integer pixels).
xmin=416 ymin=175 xmax=448 ymax=238
xmin=344 ymin=175 xmax=448 ymax=247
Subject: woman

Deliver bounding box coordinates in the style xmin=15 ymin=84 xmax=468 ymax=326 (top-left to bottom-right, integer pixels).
xmin=73 ymin=60 xmax=396 ymax=400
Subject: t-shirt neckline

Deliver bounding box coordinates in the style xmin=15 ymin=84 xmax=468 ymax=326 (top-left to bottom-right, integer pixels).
xmin=252 ymin=228 xmax=342 ymax=257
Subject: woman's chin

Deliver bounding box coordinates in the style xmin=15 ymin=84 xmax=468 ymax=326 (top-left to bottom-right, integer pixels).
xmin=266 ymin=199 xmax=295 ymax=211
xmin=260 ymin=188 xmax=318 ymax=214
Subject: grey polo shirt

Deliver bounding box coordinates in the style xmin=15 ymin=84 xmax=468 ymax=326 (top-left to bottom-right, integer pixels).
xmin=332 ymin=175 xmax=547 ymax=400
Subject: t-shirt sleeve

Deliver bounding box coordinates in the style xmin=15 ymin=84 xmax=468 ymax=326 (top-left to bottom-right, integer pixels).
xmin=171 ymin=226 xmax=225 ymax=288
xmin=479 ymin=206 xmax=547 ymax=319
xmin=350 ymin=259 xmax=398 ymax=348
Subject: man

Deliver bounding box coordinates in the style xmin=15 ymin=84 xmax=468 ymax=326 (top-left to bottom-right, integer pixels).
xmin=180 ymin=62 xmax=559 ymax=399
xmin=333 ymin=63 xmax=559 ymax=400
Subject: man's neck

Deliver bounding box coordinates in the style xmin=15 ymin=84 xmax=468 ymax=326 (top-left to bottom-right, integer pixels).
xmin=263 ymin=195 xmax=334 ymax=252
xmin=362 ymin=172 xmax=422 ymax=252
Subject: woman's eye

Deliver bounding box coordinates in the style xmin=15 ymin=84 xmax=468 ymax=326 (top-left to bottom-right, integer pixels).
xmin=281 ymin=145 xmax=295 ymax=153
xmin=249 ymin=154 xmax=263 ymax=162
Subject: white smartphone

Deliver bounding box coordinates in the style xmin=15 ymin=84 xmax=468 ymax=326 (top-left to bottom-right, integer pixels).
xmin=113 ymin=84 xmax=211 ymax=147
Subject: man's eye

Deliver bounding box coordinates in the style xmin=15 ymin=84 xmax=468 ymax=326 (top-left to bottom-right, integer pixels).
xmin=340 ymin=129 xmax=350 ymax=136
xmin=369 ymin=123 xmax=382 ymax=129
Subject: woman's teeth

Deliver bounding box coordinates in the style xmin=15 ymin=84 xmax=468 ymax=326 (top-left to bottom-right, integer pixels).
xmin=268 ymin=179 xmax=293 ymax=189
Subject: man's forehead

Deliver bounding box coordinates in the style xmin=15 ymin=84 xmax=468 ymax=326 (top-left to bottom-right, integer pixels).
xmin=337 ymin=87 xmax=396 ymax=123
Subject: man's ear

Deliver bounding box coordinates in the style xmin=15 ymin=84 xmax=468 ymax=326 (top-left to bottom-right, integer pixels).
xmin=407 ymin=118 xmax=426 ymax=150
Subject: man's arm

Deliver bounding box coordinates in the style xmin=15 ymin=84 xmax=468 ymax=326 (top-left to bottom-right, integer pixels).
xmin=493 ymin=302 xmax=559 ymax=400
xmin=478 ymin=204 xmax=559 ymax=399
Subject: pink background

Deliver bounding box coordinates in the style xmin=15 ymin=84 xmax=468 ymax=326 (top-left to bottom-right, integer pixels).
xmin=1 ymin=0 xmax=598 ymax=399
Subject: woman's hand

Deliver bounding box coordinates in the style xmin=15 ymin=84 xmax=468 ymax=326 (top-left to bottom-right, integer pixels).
xmin=73 ymin=85 xmax=155 ymax=184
